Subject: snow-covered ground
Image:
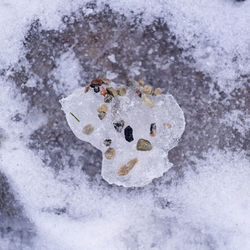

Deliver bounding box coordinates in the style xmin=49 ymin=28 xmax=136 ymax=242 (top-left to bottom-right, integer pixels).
xmin=0 ymin=1 xmax=249 ymax=249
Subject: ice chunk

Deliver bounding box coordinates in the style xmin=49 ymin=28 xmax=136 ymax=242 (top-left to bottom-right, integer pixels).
xmin=60 ymin=79 xmax=185 ymax=187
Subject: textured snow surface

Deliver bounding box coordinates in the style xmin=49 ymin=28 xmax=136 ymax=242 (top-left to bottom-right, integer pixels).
xmin=61 ymin=83 xmax=185 ymax=187
xmin=0 ymin=0 xmax=249 ymax=250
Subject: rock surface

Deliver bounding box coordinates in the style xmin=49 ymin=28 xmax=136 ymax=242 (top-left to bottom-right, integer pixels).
xmin=60 ymin=80 xmax=185 ymax=187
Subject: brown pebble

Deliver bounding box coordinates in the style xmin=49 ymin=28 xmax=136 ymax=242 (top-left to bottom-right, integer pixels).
xmin=153 ymin=88 xmax=162 ymax=96
xmin=91 ymin=78 xmax=103 ymax=86
xmin=84 ymin=84 xmax=90 ymax=93
xmin=136 ymin=138 xmax=152 ymax=151
xmin=106 ymin=87 xmax=118 ymax=97
xmin=150 ymin=123 xmax=156 ymax=137
xmin=138 ymin=80 xmax=145 ymax=87
xmin=100 ymin=78 xmax=110 ymax=85
xmin=82 ymin=124 xmax=94 ymax=135
xmin=117 ymin=87 xmax=126 ymax=96
xmin=164 ymin=123 xmax=172 ymax=128
xmin=105 ymin=147 xmax=115 ymax=159
xmin=136 ymin=89 xmax=142 ymax=98
xmin=97 ymin=104 xmax=108 ymax=113
xmin=100 ymin=87 xmax=107 ymax=96
xmin=117 ymin=158 xmax=138 ymax=176
xmin=98 ymin=112 xmax=106 ymax=120
xmin=143 ymin=85 xmax=153 ymax=94
xmin=142 ymin=94 xmax=155 ymax=108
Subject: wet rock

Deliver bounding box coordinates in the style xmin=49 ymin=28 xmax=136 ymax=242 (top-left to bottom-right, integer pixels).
xmin=117 ymin=158 xmax=138 ymax=176
xmin=104 ymin=139 xmax=112 ymax=147
xmin=143 ymin=85 xmax=153 ymax=94
xmin=117 ymin=87 xmax=126 ymax=96
xmin=113 ymin=120 xmax=125 ymax=133
xmin=142 ymin=94 xmax=155 ymax=108
xmin=105 ymin=147 xmax=116 ymax=159
xmin=150 ymin=123 xmax=156 ymax=137
xmin=106 ymin=87 xmax=118 ymax=97
xmin=153 ymin=88 xmax=162 ymax=96
xmin=104 ymin=94 xmax=112 ymax=103
xmin=97 ymin=104 xmax=108 ymax=113
xmin=124 ymin=126 xmax=134 ymax=142
xmin=136 ymin=139 xmax=152 ymax=151
xmin=94 ymin=85 xmax=100 ymax=93
xmin=82 ymin=124 xmax=94 ymax=135
xmin=98 ymin=111 xmax=106 ymax=120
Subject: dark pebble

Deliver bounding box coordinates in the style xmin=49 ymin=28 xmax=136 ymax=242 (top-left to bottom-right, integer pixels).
xmin=98 ymin=112 xmax=106 ymax=120
xmin=113 ymin=120 xmax=125 ymax=133
xmin=104 ymin=94 xmax=112 ymax=103
xmin=150 ymin=123 xmax=156 ymax=136
xmin=104 ymin=139 xmax=112 ymax=147
xmin=124 ymin=126 xmax=134 ymax=142
xmin=94 ymin=85 xmax=100 ymax=93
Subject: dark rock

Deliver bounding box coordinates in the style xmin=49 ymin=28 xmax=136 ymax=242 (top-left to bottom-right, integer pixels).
xmin=94 ymin=85 xmax=100 ymax=93
xmin=104 ymin=94 xmax=112 ymax=103
xmin=150 ymin=123 xmax=156 ymax=137
xmin=113 ymin=120 xmax=125 ymax=133
xmin=104 ymin=139 xmax=112 ymax=146
xmin=124 ymin=126 xmax=134 ymax=142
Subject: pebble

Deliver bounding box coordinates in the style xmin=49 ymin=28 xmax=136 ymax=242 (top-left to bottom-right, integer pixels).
xmin=117 ymin=158 xmax=138 ymax=176
xmin=98 ymin=111 xmax=106 ymax=120
xmin=153 ymin=88 xmax=162 ymax=96
xmin=101 ymin=87 xmax=107 ymax=96
xmin=106 ymin=87 xmax=118 ymax=97
xmin=164 ymin=123 xmax=172 ymax=128
xmin=113 ymin=120 xmax=125 ymax=133
xmin=104 ymin=139 xmax=112 ymax=147
xmin=138 ymin=80 xmax=145 ymax=87
xmin=100 ymin=78 xmax=110 ymax=85
xmin=124 ymin=126 xmax=134 ymax=142
xmin=82 ymin=124 xmax=94 ymax=135
xmin=105 ymin=147 xmax=116 ymax=159
xmin=94 ymin=85 xmax=100 ymax=93
xmin=150 ymin=123 xmax=156 ymax=137
xmin=143 ymin=85 xmax=153 ymax=94
xmin=91 ymin=78 xmax=103 ymax=86
xmin=84 ymin=84 xmax=90 ymax=93
xmin=136 ymin=139 xmax=152 ymax=151
xmin=104 ymin=94 xmax=112 ymax=103
xmin=142 ymin=94 xmax=155 ymax=108
xmin=97 ymin=104 xmax=108 ymax=113
xmin=136 ymin=89 xmax=142 ymax=98
xmin=117 ymin=87 xmax=126 ymax=96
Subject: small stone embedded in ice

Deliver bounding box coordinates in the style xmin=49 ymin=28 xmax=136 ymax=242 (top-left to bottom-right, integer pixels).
xmin=60 ymin=80 xmax=185 ymax=187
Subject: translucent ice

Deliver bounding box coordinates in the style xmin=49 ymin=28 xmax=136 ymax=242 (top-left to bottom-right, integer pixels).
xmin=60 ymin=79 xmax=185 ymax=187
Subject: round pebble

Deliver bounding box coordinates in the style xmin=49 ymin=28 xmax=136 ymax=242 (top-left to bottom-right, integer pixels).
xmin=154 ymin=88 xmax=162 ymax=96
xmin=82 ymin=124 xmax=94 ymax=135
xmin=136 ymin=139 xmax=152 ymax=151
xmin=117 ymin=87 xmax=126 ymax=96
xmin=105 ymin=147 xmax=116 ymax=159
xmin=143 ymin=85 xmax=153 ymax=94
xmin=142 ymin=94 xmax=155 ymax=108
xmin=97 ymin=104 xmax=108 ymax=113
